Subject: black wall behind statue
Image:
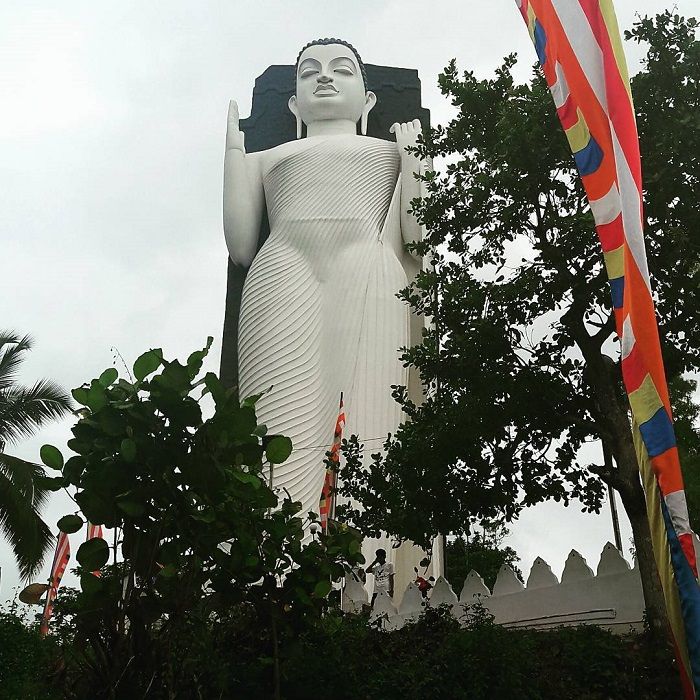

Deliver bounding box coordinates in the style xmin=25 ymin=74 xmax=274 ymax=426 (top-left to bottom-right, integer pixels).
xmin=220 ymin=64 xmax=430 ymax=388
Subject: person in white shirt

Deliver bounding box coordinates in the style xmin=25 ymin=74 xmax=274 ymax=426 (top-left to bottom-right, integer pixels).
xmin=365 ymin=548 xmax=395 ymax=603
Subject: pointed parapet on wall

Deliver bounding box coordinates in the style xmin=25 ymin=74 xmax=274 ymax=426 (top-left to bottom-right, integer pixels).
xmin=399 ymin=582 xmax=424 ymax=620
xmin=526 ymin=557 xmax=559 ymax=589
xmin=428 ymin=576 xmax=459 ymax=608
xmin=460 ymin=570 xmax=491 ymax=603
xmin=492 ymin=564 xmax=525 ymax=596
xmin=370 ymin=588 xmax=397 ymax=626
xmin=342 ymin=570 xmax=368 ymax=613
xmin=560 ymin=549 xmax=594 ymax=584
xmin=597 ymin=542 xmax=631 ymax=576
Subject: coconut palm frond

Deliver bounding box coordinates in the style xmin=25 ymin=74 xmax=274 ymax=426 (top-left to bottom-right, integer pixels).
xmin=0 ymin=379 xmax=73 ymax=446
xmin=0 ymin=455 xmax=55 ymax=581
xmin=0 ymin=331 xmax=70 ymax=580
xmin=0 ymin=332 xmax=33 ymax=390
xmin=0 ymin=452 xmax=54 ymax=509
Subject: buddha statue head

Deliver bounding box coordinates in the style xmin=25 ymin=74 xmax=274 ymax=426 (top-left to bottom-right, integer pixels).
xmin=289 ymin=38 xmax=377 ymax=138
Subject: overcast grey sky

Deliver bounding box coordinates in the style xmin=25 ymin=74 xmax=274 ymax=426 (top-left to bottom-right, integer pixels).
xmin=2 ymin=0 xmax=697 ymax=602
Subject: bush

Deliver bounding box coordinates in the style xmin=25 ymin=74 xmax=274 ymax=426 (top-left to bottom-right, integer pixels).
xmin=0 ymin=605 xmax=57 ymax=700
xmin=280 ymin=608 xmax=681 ymax=700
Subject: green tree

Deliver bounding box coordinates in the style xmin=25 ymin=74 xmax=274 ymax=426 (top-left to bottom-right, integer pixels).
xmin=444 ymin=519 xmax=523 ymax=593
xmin=339 ymin=12 xmax=699 ymax=637
xmin=0 ymin=332 xmax=72 ymax=580
xmin=670 ymin=376 xmax=700 ymax=532
xmin=41 ymin=340 xmax=363 ymax=699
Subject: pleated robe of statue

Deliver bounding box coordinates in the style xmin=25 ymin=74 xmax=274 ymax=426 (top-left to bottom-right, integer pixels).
xmin=237 ymin=133 xmax=409 ymax=562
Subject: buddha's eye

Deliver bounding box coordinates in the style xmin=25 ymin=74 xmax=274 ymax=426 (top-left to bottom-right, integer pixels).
xmin=300 ymin=68 xmax=319 ymax=78
xmin=334 ymin=67 xmax=354 ymax=76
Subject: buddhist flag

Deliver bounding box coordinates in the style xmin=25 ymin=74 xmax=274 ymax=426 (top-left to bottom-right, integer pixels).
xmin=515 ymin=0 xmax=700 ymax=694
xmin=319 ymin=394 xmax=345 ymax=533
xmin=39 ymin=531 xmax=70 ymax=637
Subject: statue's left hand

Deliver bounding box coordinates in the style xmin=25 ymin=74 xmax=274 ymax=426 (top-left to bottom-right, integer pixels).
xmin=390 ymin=119 xmax=422 ymax=157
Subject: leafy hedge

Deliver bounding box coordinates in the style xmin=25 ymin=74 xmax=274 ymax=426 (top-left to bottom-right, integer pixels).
xmin=0 ymin=604 xmax=681 ymax=699
xmin=0 ymin=607 xmax=56 ymax=700
xmin=280 ymin=609 xmax=680 ymax=700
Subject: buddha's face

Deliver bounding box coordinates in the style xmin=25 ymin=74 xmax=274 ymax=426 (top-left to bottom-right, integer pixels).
xmin=290 ymin=43 xmax=375 ymax=127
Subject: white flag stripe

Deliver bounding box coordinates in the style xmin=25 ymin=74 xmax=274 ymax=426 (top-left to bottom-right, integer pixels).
xmin=621 ymin=314 xmax=635 ymax=360
xmin=610 ymin=126 xmax=651 ymax=291
xmin=550 ymin=0 xmax=608 ymax=112
xmin=550 ymin=61 xmax=570 ymax=109
xmin=665 ymin=491 xmax=692 ymax=537
xmin=589 ymin=183 xmax=621 ymax=226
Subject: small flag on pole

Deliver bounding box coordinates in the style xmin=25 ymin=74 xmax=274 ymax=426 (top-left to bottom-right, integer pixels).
xmin=40 ymin=531 xmax=70 ymax=637
xmin=319 ymin=393 xmax=345 ymax=533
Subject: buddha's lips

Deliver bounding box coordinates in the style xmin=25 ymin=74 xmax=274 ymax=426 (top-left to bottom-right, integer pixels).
xmin=314 ymin=85 xmax=338 ymax=94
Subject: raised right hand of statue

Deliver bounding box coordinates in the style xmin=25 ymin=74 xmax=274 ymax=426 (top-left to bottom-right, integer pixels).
xmin=226 ymin=100 xmax=245 ymax=153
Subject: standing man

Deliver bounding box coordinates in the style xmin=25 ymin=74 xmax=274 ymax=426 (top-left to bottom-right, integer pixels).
xmin=366 ymin=548 xmax=395 ymax=603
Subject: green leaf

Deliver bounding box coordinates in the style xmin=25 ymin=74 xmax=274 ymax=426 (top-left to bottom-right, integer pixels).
xmin=203 ymin=372 xmax=226 ymax=406
xmin=57 ymin=514 xmax=83 ymax=534
xmin=242 ymin=389 xmax=268 ymax=407
xmin=190 ymin=510 xmax=216 ymax=523
xmin=265 ymin=436 xmax=293 ymax=464
xmin=99 ymin=367 xmax=118 ymax=387
xmin=313 ymin=579 xmax=332 ymax=598
xmin=40 ymin=444 xmax=64 ymax=471
xmin=80 ymin=572 xmax=104 ymax=594
xmin=72 ymin=386 xmax=89 ymax=406
xmin=117 ymin=496 xmax=145 ymax=518
xmin=156 ymin=360 xmax=191 ymax=393
xmin=63 ymin=456 xmax=85 ymax=485
xmin=35 ymin=475 xmax=67 ymax=492
xmin=120 ymin=438 xmax=137 ymax=463
xmin=86 ymin=381 xmax=108 ymax=412
xmin=77 ymin=537 xmax=110 ymax=571
xmin=186 ymin=337 xmax=213 ymax=378
xmin=230 ymin=406 xmax=257 ymax=439
xmin=234 ymin=471 xmax=261 ymax=489
xmin=160 ymin=564 xmax=177 ymax=578
xmin=133 ymin=348 xmax=163 ymax=381
xmin=75 ymin=490 xmax=115 ymax=527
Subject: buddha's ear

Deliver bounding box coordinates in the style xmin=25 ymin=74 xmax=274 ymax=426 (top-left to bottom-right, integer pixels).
xmin=360 ymin=91 xmax=377 ymax=136
xmin=288 ymin=95 xmax=302 ymax=139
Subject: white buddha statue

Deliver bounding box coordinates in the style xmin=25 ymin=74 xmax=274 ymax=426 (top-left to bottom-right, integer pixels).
xmin=223 ymin=38 xmax=439 ymax=596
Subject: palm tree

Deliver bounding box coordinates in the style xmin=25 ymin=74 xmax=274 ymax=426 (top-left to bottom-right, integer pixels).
xmin=0 ymin=331 xmax=72 ymax=580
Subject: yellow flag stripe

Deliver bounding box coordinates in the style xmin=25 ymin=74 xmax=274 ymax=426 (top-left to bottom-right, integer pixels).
xmin=565 ymin=108 xmax=591 ymax=153
xmin=598 ymin=0 xmax=633 ymax=102
xmin=629 ymin=374 xmax=664 ymax=425
xmin=603 ymin=244 xmax=624 ymax=279
xmin=633 ymin=422 xmax=693 ymax=685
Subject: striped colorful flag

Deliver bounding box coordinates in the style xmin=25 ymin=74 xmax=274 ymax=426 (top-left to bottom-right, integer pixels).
xmin=319 ymin=393 xmax=345 ymax=533
xmin=515 ymin=0 xmax=700 ymax=694
xmin=39 ymin=531 xmax=70 ymax=637
xmin=87 ymin=522 xmax=104 ymax=577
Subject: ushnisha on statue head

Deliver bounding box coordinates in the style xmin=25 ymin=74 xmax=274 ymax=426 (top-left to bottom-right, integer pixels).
xmin=288 ymin=38 xmax=377 ymax=138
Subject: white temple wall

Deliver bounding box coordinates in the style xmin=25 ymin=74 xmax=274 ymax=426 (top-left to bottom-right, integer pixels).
xmin=344 ymin=542 xmax=646 ymax=634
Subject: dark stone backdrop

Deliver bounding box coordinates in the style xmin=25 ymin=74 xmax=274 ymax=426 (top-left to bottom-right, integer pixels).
xmin=220 ymin=64 xmax=430 ymax=388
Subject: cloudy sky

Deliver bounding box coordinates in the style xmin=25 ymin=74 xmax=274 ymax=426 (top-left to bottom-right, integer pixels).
xmin=2 ymin=0 xmax=696 ymax=602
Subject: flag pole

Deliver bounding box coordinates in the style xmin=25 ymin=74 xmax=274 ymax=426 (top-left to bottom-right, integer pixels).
xmin=603 ymin=443 xmax=623 ymax=552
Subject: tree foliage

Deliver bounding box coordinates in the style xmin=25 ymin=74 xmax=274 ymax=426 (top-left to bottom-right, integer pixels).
xmin=0 ymin=599 xmax=681 ymax=699
xmin=0 ymin=331 xmax=72 ymax=580
xmin=338 ymin=12 xmax=700 ymax=552
xmin=444 ymin=520 xmax=523 ymax=592
xmin=39 ymin=340 xmax=363 ymax=697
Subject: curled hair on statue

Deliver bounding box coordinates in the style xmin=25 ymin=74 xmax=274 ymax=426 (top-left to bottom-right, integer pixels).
xmin=295 ymin=37 xmax=369 ymax=89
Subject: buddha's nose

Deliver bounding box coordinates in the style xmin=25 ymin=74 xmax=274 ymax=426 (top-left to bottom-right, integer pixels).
xmin=317 ymin=73 xmax=333 ymax=84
